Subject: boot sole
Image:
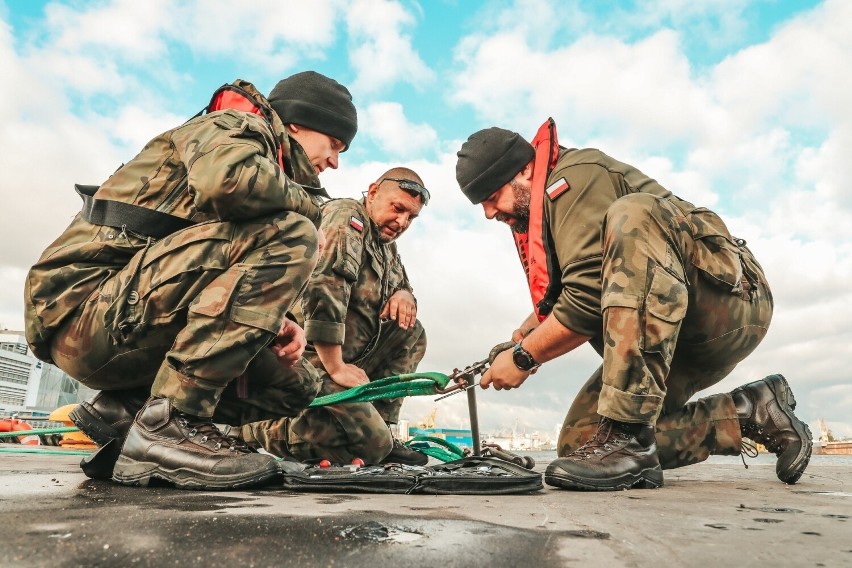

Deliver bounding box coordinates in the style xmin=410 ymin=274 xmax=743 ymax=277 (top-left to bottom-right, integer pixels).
xmin=545 ymin=466 xmax=664 ymax=491
xmin=69 ymin=403 xmax=124 ymax=447
xmin=767 ymin=375 xmax=812 ymax=484
xmin=112 ymin=456 xmax=280 ymax=490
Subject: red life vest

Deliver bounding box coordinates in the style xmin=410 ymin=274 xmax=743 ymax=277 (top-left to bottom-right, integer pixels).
xmin=205 ymin=83 xmax=286 ymax=169
xmin=512 ymin=118 xmax=563 ymax=321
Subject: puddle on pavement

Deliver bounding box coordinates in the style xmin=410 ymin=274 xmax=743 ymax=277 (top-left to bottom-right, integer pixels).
xmin=315 ymin=495 xmax=362 ymax=505
xmin=791 ymin=491 xmax=852 ymax=498
xmin=340 ymin=520 xmax=424 ymax=543
xmin=564 ymin=529 xmax=610 ymax=539
xmin=74 ymin=480 xmax=262 ymax=512
xmin=5 ymin=509 xmax=620 ymax=567
xmin=738 ymin=505 xmax=802 ymax=514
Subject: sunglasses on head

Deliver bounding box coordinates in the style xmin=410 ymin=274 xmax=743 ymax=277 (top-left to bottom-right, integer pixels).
xmin=379 ymin=178 xmax=430 ymax=206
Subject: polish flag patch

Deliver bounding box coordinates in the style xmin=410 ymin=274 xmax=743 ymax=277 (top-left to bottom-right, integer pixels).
xmin=546 ymin=177 xmax=570 ymax=200
xmin=349 ymin=216 xmax=364 ymax=232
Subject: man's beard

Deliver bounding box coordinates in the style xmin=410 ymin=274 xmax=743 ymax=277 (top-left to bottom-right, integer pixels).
xmin=376 ymin=224 xmax=401 ymax=243
xmin=497 ymin=179 xmax=531 ymax=234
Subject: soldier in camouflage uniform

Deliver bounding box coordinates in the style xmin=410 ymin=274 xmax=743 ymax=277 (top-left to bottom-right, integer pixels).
xmin=24 ymin=71 xmax=358 ymax=490
xmin=238 ymin=168 xmax=430 ymax=465
xmin=455 ymin=125 xmax=812 ymax=491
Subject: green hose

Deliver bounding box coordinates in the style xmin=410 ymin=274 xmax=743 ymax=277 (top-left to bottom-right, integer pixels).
xmin=309 ymin=371 xmax=451 ymax=407
xmin=0 ymin=426 xmax=81 ymax=439
xmin=407 ymin=435 xmax=466 ymax=463
xmin=0 ymin=447 xmax=92 ymax=455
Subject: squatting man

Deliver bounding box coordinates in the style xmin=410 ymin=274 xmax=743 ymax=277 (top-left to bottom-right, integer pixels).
xmin=234 ymin=168 xmax=430 ymax=467
xmin=454 ymin=119 xmax=812 ymax=491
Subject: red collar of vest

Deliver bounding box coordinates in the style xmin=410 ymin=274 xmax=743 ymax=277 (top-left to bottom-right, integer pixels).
xmin=512 ymin=118 xmax=560 ymax=321
xmin=208 ymin=86 xmax=286 ymax=169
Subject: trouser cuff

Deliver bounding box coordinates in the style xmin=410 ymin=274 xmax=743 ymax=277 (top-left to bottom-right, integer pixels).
xmin=711 ymin=395 xmax=743 ymax=455
xmin=598 ymin=383 xmax=663 ymax=424
xmin=151 ymin=364 xmax=225 ymax=418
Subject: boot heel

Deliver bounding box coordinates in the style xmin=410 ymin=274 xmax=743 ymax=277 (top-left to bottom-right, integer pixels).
xmin=69 ymin=403 xmax=121 ymax=446
xmin=635 ymin=467 xmax=664 ymax=489
xmin=112 ymin=456 xmax=157 ymax=487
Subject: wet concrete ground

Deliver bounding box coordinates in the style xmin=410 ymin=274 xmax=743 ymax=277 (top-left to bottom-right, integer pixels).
xmin=1 ymin=449 xmax=850 ymax=567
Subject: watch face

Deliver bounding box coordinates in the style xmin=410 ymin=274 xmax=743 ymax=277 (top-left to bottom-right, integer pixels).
xmin=513 ymin=346 xmax=533 ymax=370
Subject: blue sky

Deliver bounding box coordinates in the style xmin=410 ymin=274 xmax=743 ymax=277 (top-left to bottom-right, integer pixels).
xmin=1 ymin=0 xmax=850 ymax=443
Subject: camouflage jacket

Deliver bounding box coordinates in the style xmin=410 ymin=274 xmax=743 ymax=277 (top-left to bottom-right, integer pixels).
xmin=543 ymin=147 xmax=742 ymax=338
xmin=25 ymin=80 xmax=326 ymax=361
xmin=298 ymin=198 xmax=413 ymax=361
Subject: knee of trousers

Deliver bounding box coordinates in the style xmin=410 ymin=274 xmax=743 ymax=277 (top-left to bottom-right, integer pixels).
xmin=343 ymin=408 xmax=394 ymax=463
xmin=294 ymin=403 xmax=394 ymax=464
xmin=241 ymin=212 xmax=320 ymax=275
xmin=355 ymin=428 xmax=394 ymax=464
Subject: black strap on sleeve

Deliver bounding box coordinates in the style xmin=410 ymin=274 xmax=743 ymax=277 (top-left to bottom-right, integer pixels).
xmin=76 ymin=184 xmax=195 ymax=239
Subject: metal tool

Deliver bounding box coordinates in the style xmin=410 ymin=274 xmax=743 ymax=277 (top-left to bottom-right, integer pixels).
xmin=434 ymin=341 xmax=515 ymax=456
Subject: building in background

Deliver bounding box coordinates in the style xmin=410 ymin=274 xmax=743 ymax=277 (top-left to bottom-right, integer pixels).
xmin=0 ymin=330 xmax=95 ymax=417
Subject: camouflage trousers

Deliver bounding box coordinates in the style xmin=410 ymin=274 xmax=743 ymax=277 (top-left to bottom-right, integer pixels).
xmin=242 ymin=319 xmax=427 ymax=464
xmin=49 ymin=212 xmax=321 ymax=418
xmin=558 ymin=193 xmax=774 ymax=469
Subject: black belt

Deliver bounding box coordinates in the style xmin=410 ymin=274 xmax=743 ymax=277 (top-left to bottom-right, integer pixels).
xmin=76 ymin=184 xmax=194 ymax=239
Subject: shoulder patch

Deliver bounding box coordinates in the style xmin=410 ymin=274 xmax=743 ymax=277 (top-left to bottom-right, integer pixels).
xmin=349 ymin=216 xmax=364 ymax=232
xmin=546 ymin=178 xmax=570 ymax=200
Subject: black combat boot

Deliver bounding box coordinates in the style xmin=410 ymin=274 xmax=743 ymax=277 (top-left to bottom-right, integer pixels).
xmin=730 ymin=374 xmax=812 ymax=484
xmin=69 ymin=387 xmax=150 ymax=446
xmin=112 ymin=397 xmax=280 ymax=490
xmin=381 ymin=437 xmax=429 ymax=466
xmin=545 ymin=417 xmax=664 ymax=491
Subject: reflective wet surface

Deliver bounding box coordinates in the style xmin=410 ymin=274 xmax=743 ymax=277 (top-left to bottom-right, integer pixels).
xmin=2 ymin=451 xmax=851 ymax=567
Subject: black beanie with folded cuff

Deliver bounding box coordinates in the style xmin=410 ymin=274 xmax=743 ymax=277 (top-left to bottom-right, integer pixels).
xmin=268 ymin=71 xmax=358 ymax=151
xmin=456 ymin=127 xmax=535 ymax=204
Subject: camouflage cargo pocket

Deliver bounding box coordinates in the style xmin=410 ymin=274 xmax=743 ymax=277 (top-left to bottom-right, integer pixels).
xmin=331 ymin=228 xmax=362 ymax=282
xmin=106 ymin=223 xmax=231 ymax=341
xmin=103 ymin=246 xmax=149 ymax=343
xmin=643 ymin=266 xmax=688 ymax=360
xmin=689 ymin=208 xmax=744 ymax=292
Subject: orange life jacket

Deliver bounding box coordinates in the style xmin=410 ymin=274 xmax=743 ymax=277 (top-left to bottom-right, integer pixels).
xmin=512 ymin=118 xmax=563 ymax=321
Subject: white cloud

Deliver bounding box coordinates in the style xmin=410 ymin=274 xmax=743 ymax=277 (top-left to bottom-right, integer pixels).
xmin=176 ymin=0 xmax=344 ymax=73
xmin=346 ymin=0 xmax=434 ymax=94
xmin=446 ymin=0 xmax=852 ymax=438
xmin=43 ymin=0 xmax=172 ymax=62
xmin=3 ymin=0 xmax=851 ymax=442
xmin=361 ymin=102 xmax=438 ymax=158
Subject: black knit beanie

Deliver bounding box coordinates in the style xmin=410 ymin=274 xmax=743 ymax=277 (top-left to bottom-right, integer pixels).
xmin=268 ymin=71 xmax=358 ymax=151
xmin=456 ymin=127 xmax=535 ymax=204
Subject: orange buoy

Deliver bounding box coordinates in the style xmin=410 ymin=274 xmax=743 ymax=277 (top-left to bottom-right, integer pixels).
xmin=49 ymin=404 xmax=97 ymax=449
xmin=0 ymin=418 xmax=40 ymax=445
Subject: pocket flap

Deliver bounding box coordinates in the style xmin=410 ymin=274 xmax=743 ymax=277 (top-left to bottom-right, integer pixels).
xmin=141 ymin=221 xmax=228 ymax=269
xmin=602 ymin=290 xmax=642 ymax=310
xmin=646 ymin=267 xmax=688 ymax=323
xmin=690 ymin=209 xmax=743 ymax=290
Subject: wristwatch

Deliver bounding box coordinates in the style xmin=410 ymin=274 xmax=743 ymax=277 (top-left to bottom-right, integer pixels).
xmin=512 ymin=342 xmax=540 ymax=372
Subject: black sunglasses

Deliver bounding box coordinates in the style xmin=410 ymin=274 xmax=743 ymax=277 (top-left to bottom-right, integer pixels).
xmin=379 ymin=177 xmax=430 ymax=206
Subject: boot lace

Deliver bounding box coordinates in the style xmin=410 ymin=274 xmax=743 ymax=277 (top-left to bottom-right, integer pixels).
xmin=741 ymin=423 xmax=785 ymax=455
xmin=177 ymin=413 xmax=251 ymax=453
xmin=739 ymin=438 xmax=759 ymax=469
xmin=572 ymin=418 xmax=632 ymax=459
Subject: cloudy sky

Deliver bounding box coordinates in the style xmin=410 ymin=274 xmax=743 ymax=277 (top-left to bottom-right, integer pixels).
xmin=2 ymin=0 xmax=850 ymax=441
